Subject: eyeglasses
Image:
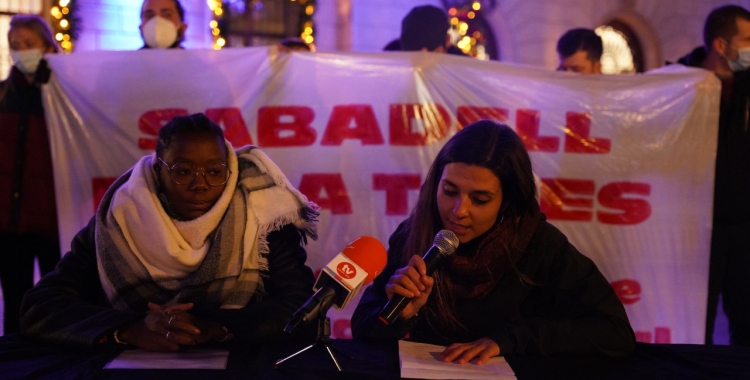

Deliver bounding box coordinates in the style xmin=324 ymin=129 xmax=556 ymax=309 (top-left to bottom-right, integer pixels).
xmin=158 ymin=157 xmax=231 ymax=187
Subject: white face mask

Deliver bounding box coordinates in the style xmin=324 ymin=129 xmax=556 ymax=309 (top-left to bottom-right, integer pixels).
xmin=10 ymin=49 xmax=44 ymax=75
xmin=727 ymin=46 xmax=750 ymax=72
xmin=141 ymin=16 xmax=179 ymax=49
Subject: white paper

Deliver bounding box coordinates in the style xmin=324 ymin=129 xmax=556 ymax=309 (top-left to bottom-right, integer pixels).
xmin=103 ymin=348 xmax=229 ymax=370
xmin=398 ymin=340 xmax=516 ymax=380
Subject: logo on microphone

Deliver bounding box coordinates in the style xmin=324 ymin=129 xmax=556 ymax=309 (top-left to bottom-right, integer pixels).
xmin=336 ymin=262 xmax=357 ymax=279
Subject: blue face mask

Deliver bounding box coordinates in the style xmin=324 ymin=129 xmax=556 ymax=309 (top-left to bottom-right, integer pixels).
xmin=727 ymin=46 xmax=750 ymax=72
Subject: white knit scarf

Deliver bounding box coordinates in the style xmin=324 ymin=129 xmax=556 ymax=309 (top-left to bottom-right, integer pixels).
xmin=94 ymin=144 xmax=318 ymax=312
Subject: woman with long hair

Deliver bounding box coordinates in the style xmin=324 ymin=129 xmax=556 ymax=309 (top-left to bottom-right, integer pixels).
xmin=352 ymin=120 xmax=635 ymax=362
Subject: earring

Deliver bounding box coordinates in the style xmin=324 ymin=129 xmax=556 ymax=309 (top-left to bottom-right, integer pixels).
xmin=496 ymin=214 xmax=505 ymax=226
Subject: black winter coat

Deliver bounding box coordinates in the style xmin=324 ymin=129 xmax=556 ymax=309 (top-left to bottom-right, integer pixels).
xmin=20 ymin=218 xmax=315 ymax=349
xmin=352 ymin=219 xmax=636 ymax=357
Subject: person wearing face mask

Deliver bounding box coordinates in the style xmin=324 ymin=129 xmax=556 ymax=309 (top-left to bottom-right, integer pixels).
xmin=677 ymin=5 xmax=750 ymax=347
xmin=139 ymin=0 xmax=188 ymax=49
xmin=0 ymin=14 xmax=61 ymax=336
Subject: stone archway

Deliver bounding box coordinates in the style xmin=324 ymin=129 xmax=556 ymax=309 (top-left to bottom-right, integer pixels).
xmin=598 ymin=8 xmax=663 ymax=71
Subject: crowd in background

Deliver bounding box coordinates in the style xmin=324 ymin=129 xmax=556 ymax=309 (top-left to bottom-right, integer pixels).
xmin=1 ymin=0 xmax=748 ymax=353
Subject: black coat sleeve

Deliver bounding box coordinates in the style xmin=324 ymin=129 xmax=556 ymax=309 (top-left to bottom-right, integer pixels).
xmin=487 ymin=223 xmax=636 ymax=357
xmin=352 ymin=221 xmax=635 ymax=357
xmin=20 ymin=217 xmax=143 ymax=349
xmin=351 ymin=221 xmax=418 ymax=340
xmin=20 ymin=220 xmax=315 ymax=349
xmin=202 ymin=224 xmax=315 ymax=345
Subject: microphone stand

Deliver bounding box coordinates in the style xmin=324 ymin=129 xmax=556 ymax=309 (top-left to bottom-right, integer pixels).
xmin=274 ymin=315 xmax=352 ymax=371
xmin=274 ymin=287 xmax=354 ymax=371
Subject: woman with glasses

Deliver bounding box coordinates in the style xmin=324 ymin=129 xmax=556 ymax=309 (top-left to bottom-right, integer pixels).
xmin=20 ymin=113 xmax=319 ymax=351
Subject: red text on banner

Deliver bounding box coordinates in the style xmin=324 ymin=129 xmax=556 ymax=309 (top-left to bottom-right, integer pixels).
xmin=373 ymin=174 xmax=422 ymax=215
xmin=456 ymin=106 xmax=509 ymax=129
xmin=205 ymin=108 xmax=253 ymax=146
xmin=258 ymin=106 xmax=317 ymax=147
xmin=564 ymin=112 xmax=611 ymax=154
xmin=321 ymin=105 xmax=384 ymax=145
xmin=298 ymin=173 xmax=353 ymax=214
xmin=540 ymin=178 xmax=651 ymax=225
xmin=389 ymin=103 xmax=450 ymax=146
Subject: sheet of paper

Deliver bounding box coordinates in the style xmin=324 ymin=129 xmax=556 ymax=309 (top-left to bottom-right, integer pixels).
xmin=103 ymin=348 xmax=229 ymax=370
xmin=399 ymin=340 xmax=516 ymax=380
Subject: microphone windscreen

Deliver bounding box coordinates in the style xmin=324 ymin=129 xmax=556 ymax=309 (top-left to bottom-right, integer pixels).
xmin=340 ymin=236 xmax=387 ymax=284
xmin=434 ymin=230 xmax=459 ymax=254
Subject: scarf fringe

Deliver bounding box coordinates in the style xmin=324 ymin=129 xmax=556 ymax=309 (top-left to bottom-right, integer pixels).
xmin=256 ymin=204 xmax=320 ymax=257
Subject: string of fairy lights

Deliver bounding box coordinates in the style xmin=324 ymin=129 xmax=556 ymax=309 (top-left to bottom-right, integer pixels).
xmin=208 ymin=0 xmax=315 ymax=50
xmin=448 ymin=1 xmax=488 ymax=59
xmin=207 ymin=0 xmax=226 ymax=50
xmin=297 ymin=0 xmax=316 ymax=46
xmin=50 ymin=0 xmax=79 ymax=53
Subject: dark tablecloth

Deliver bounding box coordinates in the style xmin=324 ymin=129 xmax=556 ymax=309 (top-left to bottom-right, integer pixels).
xmin=2 ymin=333 xmax=749 ymax=379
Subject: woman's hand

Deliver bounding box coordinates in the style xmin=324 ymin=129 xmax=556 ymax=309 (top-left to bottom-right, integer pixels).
xmin=118 ymin=302 xmax=227 ymax=351
xmin=439 ymin=338 xmax=501 ymax=365
xmin=118 ymin=302 xmax=195 ymax=351
xmin=164 ymin=308 xmax=229 ymax=344
xmin=384 ymin=255 xmax=434 ymax=320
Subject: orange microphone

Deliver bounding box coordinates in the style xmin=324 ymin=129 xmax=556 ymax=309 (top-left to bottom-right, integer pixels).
xmin=284 ymin=236 xmax=387 ymax=333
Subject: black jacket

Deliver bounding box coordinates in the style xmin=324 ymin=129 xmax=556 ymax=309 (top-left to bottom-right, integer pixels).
xmin=20 ymin=218 xmax=315 ymax=349
xmin=0 ymin=64 xmax=59 ymax=239
xmin=352 ymin=219 xmax=636 ymax=356
xmin=675 ymin=47 xmax=750 ymax=224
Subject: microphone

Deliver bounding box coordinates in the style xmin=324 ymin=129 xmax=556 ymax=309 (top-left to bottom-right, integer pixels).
xmin=284 ymin=236 xmax=387 ymax=333
xmin=378 ymin=229 xmax=459 ymax=326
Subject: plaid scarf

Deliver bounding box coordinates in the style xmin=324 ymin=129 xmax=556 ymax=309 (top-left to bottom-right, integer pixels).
xmin=446 ymin=202 xmax=542 ymax=300
xmin=95 ymin=144 xmax=318 ymax=312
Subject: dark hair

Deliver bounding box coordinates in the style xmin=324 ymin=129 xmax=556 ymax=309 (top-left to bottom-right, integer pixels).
xmin=556 ymin=28 xmax=603 ymax=61
xmin=383 ymin=38 xmax=401 ymax=51
xmin=399 ymin=5 xmax=450 ymax=51
xmin=8 ymin=14 xmax=60 ymax=53
xmin=175 ymin=0 xmax=185 ymax=21
xmin=401 ymin=120 xmax=537 ymax=331
xmin=156 ymin=113 xmax=226 ymax=158
xmin=174 ymin=0 xmax=185 ymax=22
xmin=703 ymin=5 xmax=750 ymax=51
xmin=279 ymin=37 xmax=312 ymax=51
xmin=141 ymin=0 xmax=185 ymax=22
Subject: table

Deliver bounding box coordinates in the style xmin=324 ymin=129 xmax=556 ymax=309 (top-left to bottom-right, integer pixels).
xmin=1 ymin=334 xmax=749 ymax=379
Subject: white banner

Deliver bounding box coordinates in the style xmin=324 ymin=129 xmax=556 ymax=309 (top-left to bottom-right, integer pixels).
xmin=43 ymin=47 xmax=720 ymax=343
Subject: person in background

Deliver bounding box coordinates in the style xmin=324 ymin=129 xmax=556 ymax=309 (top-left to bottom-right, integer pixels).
xmin=140 ymin=0 xmax=187 ymax=49
xmin=677 ymin=5 xmax=750 ymax=347
xmin=20 ymin=113 xmax=319 ymax=350
xmin=393 ymin=5 xmax=473 ymax=57
xmin=0 ymin=14 xmax=60 ymax=336
xmin=352 ymin=121 xmax=635 ymax=362
xmin=399 ymin=5 xmax=452 ymax=53
xmin=556 ymin=28 xmax=603 ymax=74
xmin=383 ymin=38 xmax=401 ymax=51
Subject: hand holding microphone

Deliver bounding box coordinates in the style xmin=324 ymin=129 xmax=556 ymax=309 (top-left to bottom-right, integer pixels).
xmin=384 ymin=255 xmax=435 ymax=320
xmin=378 ymin=230 xmax=459 ymax=325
